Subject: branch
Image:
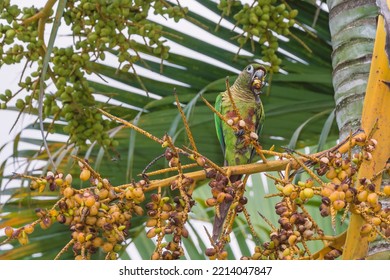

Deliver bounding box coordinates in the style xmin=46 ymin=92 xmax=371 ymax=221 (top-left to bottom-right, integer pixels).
xmin=145 ymin=158 xmax=290 ymax=191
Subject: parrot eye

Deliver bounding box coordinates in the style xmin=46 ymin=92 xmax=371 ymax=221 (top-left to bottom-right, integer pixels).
xmin=246 ymin=65 xmax=253 ymax=73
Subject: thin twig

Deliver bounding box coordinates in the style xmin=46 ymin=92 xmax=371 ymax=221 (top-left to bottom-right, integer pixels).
xmin=174 ymin=91 xmax=198 ymax=153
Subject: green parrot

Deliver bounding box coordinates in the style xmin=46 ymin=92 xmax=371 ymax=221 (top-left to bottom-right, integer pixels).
xmin=213 ymin=63 xmax=267 ymax=242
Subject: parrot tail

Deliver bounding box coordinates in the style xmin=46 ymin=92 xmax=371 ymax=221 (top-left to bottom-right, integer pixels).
xmin=211 ymin=175 xmax=242 ymax=242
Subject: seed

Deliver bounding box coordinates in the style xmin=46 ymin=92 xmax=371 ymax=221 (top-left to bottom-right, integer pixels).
xmin=18 ymin=235 xmax=29 ymax=246
xmin=360 ymin=223 xmax=373 ymax=235
xmin=63 ymin=187 xmax=74 ymax=198
xmin=151 ymin=252 xmax=160 ymax=260
xmin=357 ymin=190 xmax=368 ymax=202
xmin=238 ymin=120 xmax=246 ymax=128
xmin=371 ymin=217 xmax=381 ymax=226
xmin=169 ymin=157 xmax=179 ymax=167
xmin=288 ymin=234 xmax=297 ymax=246
xmin=367 ymin=193 xmax=378 ymax=205
xmin=303 ymin=188 xmax=314 ymax=199
xmin=367 ymin=231 xmax=378 ymax=242
xmin=24 ymin=224 xmax=34 ymax=234
xmin=205 ymin=197 xmax=217 ymax=207
xmin=196 ymin=156 xmax=206 ymax=167
xmin=80 ymin=169 xmax=91 ymax=181
xmin=4 ymin=226 xmax=14 ymax=238
xmin=102 ymin=242 xmax=114 ymax=253
xmin=337 ymin=170 xmax=348 ymax=181
xmin=320 ymin=157 xmax=329 ymax=164
xmin=282 ymin=184 xmax=294 ymax=196
xmin=65 ymin=174 xmax=73 ymax=184
xmin=303 ymin=230 xmax=314 ymax=239
xmin=146 ymin=228 xmax=157 ymax=239
xmin=249 ymin=132 xmax=258 ymax=140
xmin=205 ymin=247 xmax=216 ymax=257
xmin=132 ymin=187 xmax=144 ymax=198
xmin=383 ymin=185 xmax=390 ymax=196
xmin=326 ymin=167 xmax=337 ymax=179
xmin=333 ymin=200 xmax=345 ymax=211
xmin=133 ymin=205 xmax=144 ymax=216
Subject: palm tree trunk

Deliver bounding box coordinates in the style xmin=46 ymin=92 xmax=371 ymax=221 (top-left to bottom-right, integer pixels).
xmin=327 ymin=0 xmax=377 ymax=140
xmin=328 ymin=0 xmax=390 ymax=259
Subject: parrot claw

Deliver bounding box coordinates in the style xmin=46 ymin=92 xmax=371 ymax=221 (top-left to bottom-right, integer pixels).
xmin=234 ymin=129 xmax=245 ymax=137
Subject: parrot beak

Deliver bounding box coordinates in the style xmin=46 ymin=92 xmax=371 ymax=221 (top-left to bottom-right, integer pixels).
xmin=250 ymin=66 xmax=267 ymax=103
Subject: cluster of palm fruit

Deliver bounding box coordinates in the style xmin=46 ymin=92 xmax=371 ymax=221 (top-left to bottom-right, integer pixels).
xmin=145 ymin=193 xmax=194 ymax=260
xmin=205 ymin=171 xmax=248 ymax=216
xmin=4 ymin=160 xmax=148 ymax=260
xmin=0 ymin=0 xmax=188 ymax=148
xmin=217 ymin=0 xmax=298 ymax=72
xmin=247 ymin=136 xmax=390 ymax=260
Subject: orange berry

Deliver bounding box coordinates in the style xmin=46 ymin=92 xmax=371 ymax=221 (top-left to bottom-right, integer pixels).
xmin=371 ymin=217 xmax=382 ymax=226
xmin=357 ymin=190 xmax=368 ymax=202
xmin=367 ymin=193 xmax=378 ymax=205
xmin=102 ymin=242 xmax=114 ymax=253
xmin=63 ymin=187 xmax=74 ymax=198
xmin=24 ymin=224 xmax=34 ymax=235
xmin=80 ymin=169 xmax=91 ymax=181
xmin=85 ymin=195 xmax=96 ymax=207
xmin=4 ymin=226 xmax=14 ymax=237
xmin=282 ymin=184 xmax=294 ymax=196
xmin=360 ymin=223 xmax=373 ymax=235
xmin=303 ymin=188 xmax=314 ymax=199
xmin=333 ymin=200 xmax=345 ymax=211
xmin=205 ymin=197 xmax=217 ymax=207
xmin=383 ymin=185 xmax=390 ymax=196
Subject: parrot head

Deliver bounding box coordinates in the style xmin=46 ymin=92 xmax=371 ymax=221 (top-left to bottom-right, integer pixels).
xmin=234 ymin=63 xmax=267 ymax=103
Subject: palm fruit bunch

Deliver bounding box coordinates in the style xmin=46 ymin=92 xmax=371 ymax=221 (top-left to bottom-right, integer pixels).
xmin=146 ymin=193 xmax=195 ymax=260
xmin=246 ymin=135 xmax=390 ymax=260
xmin=0 ymin=0 xmax=188 ymax=149
xmin=218 ymin=0 xmax=298 ymax=72
xmin=145 ymin=148 xmax=195 ymax=260
xmin=3 ymin=160 xmax=148 ymax=260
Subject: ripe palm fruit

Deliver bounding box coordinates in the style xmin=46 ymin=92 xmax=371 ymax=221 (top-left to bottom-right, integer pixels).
xmin=24 ymin=224 xmax=34 ymax=234
xmin=360 ymin=223 xmax=373 ymax=235
xmin=367 ymin=192 xmax=378 ymax=205
xmin=282 ymin=184 xmax=294 ymax=196
xmin=333 ymin=200 xmax=345 ymax=211
xmin=302 ymin=188 xmax=314 ymax=199
xmin=4 ymin=226 xmax=14 ymax=238
xmin=357 ymin=190 xmax=368 ymax=202
xmin=384 ymin=185 xmax=390 ymax=195
xmin=80 ymin=169 xmax=91 ymax=181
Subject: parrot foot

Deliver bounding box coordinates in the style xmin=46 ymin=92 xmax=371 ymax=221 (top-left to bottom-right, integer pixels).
xmin=234 ymin=129 xmax=245 ymax=137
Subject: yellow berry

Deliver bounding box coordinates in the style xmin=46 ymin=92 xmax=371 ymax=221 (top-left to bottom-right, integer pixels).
xmin=80 ymin=169 xmax=91 ymax=181
xmin=367 ymin=192 xmax=378 ymax=205
xmin=357 ymin=190 xmax=368 ymax=202
xmin=282 ymin=184 xmax=294 ymax=196
xmin=333 ymin=200 xmax=345 ymax=211
xmin=383 ymin=185 xmax=390 ymax=196
xmin=360 ymin=223 xmax=372 ymax=235
xmin=85 ymin=195 xmax=96 ymax=207
xmin=303 ymin=188 xmax=314 ymax=199
xmin=24 ymin=224 xmax=34 ymax=234
xmin=4 ymin=226 xmax=14 ymax=237
xmin=371 ymin=217 xmax=382 ymax=226
xmin=63 ymin=187 xmax=74 ymax=198
xmin=326 ymin=167 xmax=337 ymax=179
xmin=102 ymin=242 xmax=114 ymax=253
